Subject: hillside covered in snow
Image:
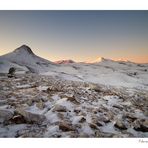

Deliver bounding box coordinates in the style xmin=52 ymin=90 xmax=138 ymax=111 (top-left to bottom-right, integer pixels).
xmin=0 ymin=45 xmax=56 ymax=74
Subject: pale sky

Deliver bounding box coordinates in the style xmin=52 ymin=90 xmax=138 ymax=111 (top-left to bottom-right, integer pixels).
xmin=0 ymin=11 xmax=148 ymax=63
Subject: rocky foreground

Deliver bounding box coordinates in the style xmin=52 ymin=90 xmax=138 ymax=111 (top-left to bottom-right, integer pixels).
xmin=0 ymin=74 xmax=148 ymax=137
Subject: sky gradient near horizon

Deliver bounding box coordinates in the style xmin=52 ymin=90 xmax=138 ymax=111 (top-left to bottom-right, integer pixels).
xmin=0 ymin=11 xmax=148 ymax=63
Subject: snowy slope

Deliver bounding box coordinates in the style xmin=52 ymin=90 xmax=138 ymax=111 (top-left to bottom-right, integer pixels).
xmin=0 ymin=45 xmax=56 ymax=73
xmin=43 ymin=59 xmax=148 ymax=89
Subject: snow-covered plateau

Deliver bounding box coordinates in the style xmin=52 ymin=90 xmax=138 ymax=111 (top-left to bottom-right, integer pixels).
xmin=0 ymin=45 xmax=148 ymax=137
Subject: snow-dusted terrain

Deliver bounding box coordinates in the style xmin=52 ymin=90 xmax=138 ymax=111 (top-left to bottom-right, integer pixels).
xmin=0 ymin=45 xmax=148 ymax=137
xmin=0 ymin=45 xmax=148 ymax=89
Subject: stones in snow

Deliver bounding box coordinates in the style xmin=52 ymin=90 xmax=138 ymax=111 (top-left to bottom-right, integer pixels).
xmin=0 ymin=109 xmax=14 ymax=123
xmin=36 ymin=101 xmax=45 ymax=110
xmin=133 ymin=119 xmax=148 ymax=132
xmin=59 ymin=122 xmax=75 ymax=132
xmin=88 ymin=84 xmax=102 ymax=92
xmin=123 ymin=113 xmax=137 ymax=122
xmin=7 ymin=67 xmax=16 ymax=78
xmin=114 ymin=119 xmax=128 ymax=130
xmin=63 ymin=94 xmax=80 ymax=105
xmin=91 ymin=118 xmax=103 ymax=126
xmin=97 ymin=116 xmax=111 ymax=123
xmin=15 ymin=108 xmax=46 ymax=124
xmin=89 ymin=123 xmax=98 ymax=129
xmin=52 ymin=105 xmax=67 ymax=112
xmin=10 ymin=115 xmax=26 ymax=124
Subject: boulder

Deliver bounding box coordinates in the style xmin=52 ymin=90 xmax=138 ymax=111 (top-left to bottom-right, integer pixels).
xmin=52 ymin=105 xmax=67 ymax=112
xmin=79 ymin=117 xmax=86 ymax=123
xmin=10 ymin=115 xmax=26 ymax=124
xmin=0 ymin=100 xmax=7 ymax=106
xmin=133 ymin=119 xmax=148 ymax=132
xmin=36 ymin=101 xmax=45 ymax=110
xmin=89 ymin=123 xmax=98 ymax=129
xmin=27 ymin=99 xmax=33 ymax=106
xmin=7 ymin=67 xmax=16 ymax=78
xmin=92 ymin=118 xmax=103 ymax=126
xmin=15 ymin=108 xmax=46 ymax=124
xmin=114 ymin=119 xmax=127 ymax=130
xmin=0 ymin=109 xmax=14 ymax=123
xmin=88 ymin=84 xmax=101 ymax=92
xmin=124 ymin=113 xmax=137 ymax=122
xmin=97 ymin=116 xmax=110 ymax=123
xmin=59 ymin=122 xmax=74 ymax=132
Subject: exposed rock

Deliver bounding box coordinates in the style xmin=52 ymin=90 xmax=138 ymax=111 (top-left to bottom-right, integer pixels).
xmin=17 ymin=125 xmax=46 ymax=137
xmin=114 ymin=119 xmax=127 ymax=130
xmin=74 ymin=108 xmax=81 ymax=114
xmin=88 ymin=84 xmax=101 ymax=92
xmin=47 ymin=86 xmax=62 ymax=92
xmin=124 ymin=113 xmax=137 ymax=122
xmin=113 ymin=104 xmax=123 ymax=110
xmin=7 ymin=67 xmax=16 ymax=78
xmin=27 ymin=99 xmax=33 ymax=106
xmin=10 ymin=115 xmax=26 ymax=124
xmin=65 ymin=95 xmax=80 ymax=105
xmin=144 ymin=111 xmax=148 ymax=116
xmin=89 ymin=123 xmax=98 ymax=129
xmin=59 ymin=122 xmax=74 ymax=132
xmin=133 ymin=119 xmax=148 ymax=132
xmin=52 ymin=105 xmax=67 ymax=112
xmin=0 ymin=109 xmax=14 ymax=123
xmin=15 ymin=108 xmax=46 ymax=124
xmin=97 ymin=116 xmax=110 ymax=123
xmin=0 ymin=100 xmax=7 ymax=106
xmin=0 ymin=73 xmax=148 ymax=137
xmin=36 ymin=101 xmax=45 ymax=110
xmin=92 ymin=118 xmax=103 ymax=126
xmin=100 ymin=132 xmax=114 ymax=137
xmin=79 ymin=117 xmax=86 ymax=123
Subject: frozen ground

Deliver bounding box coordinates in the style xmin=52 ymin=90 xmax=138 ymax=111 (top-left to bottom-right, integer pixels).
xmin=0 ymin=74 xmax=147 ymax=137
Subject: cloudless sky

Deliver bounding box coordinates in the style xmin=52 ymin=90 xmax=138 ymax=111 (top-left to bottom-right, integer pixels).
xmin=0 ymin=11 xmax=148 ymax=63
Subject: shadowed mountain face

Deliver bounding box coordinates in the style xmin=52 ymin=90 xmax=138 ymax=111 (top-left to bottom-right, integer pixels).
xmin=14 ymin=45 xmax=35 ymax=55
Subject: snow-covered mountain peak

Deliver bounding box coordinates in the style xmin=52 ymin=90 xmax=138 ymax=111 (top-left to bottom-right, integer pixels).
xmin=87 ymin=57 xmax=113 ymax=63
xmin=96 ymin=57 xmax=106 ymax=62
xmin=0 ymin=45 xmax=55 ymax=73
xmin=14 ymin=45 xmax=34 ymax=55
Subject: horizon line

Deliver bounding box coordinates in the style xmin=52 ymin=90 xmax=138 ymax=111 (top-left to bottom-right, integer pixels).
xmin=0 ymin=45 xmax=148 ymax=64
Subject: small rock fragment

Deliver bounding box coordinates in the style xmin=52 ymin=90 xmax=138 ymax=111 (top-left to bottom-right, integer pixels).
xmin=52 ymin=105 xmax=67 ymax=112
xmin=114 ymin=119 xmax=127 ymax=130
xmin=59 ymin=122 xmax=74 ymax=132
xmin=0 ymin=109 xmax=14 ymax=123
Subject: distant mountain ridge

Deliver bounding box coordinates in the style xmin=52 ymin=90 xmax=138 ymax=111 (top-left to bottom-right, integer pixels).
xmin=85 ymin=57 xmax=114 ymax=64
xmin=55 ymin=59 xmax=75 ymax=64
